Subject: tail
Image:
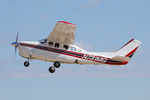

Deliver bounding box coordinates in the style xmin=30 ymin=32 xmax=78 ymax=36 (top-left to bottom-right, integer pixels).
xmin=117 ymin=38 xmax=142 ymax=57
xmin=111 ymin=39 xmax=142 ymax=64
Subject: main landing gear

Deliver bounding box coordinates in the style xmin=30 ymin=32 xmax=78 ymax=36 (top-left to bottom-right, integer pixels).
xmin=54 ymin=61 xmax=60 ymax=68
xmin=23 ymin=60 xmax=60 ymax=73
xmin=48 ymin=61 xmax=61 ymax=73
xmin=49 ymin=66 xmax=55 ymax=73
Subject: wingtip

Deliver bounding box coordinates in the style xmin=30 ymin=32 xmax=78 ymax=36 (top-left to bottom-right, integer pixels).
xmin=58 ymin=21 xmax=75 ymax=25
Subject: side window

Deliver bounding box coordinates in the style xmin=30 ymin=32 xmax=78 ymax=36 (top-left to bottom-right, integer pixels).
xmin=49 ymin=42 xmax=53 ymax=46
xmin=63 ymin=45 xmax=68 ymax=50
xmin=55 ymin=43 xmax=59 ymax=48
xmin=70 ymin=47 xmax=76 ymax=51
xmin=78 ymin=50 xmax=81 ymax=52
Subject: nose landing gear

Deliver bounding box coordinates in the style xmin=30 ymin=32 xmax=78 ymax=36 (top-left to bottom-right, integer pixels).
xmin=24 ymin=61 xmax=30 ymax=67
xmin=24 ymin=58 xmax=30 ymax=67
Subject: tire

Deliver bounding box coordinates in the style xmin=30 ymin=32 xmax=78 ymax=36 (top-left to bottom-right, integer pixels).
xmin=54 ymin=61 xmax=60 ymax=68
xmin=24 ymin=61 xmax=30 ymax=67
xmin=49 ymin=67 xmax=55 ymax=73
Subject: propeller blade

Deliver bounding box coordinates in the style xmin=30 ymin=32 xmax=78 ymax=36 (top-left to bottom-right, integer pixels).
xmin=15 ymin=46 xmax=17 ymax=55
xmin=14 ymin=31 xmax=19 ymax=55
xmin=16 ymin=31 xmax=19 ymax=43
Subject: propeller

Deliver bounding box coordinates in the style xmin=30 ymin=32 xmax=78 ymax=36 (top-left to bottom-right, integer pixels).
xmin=11 ymin=31 xmax=19 ymax=55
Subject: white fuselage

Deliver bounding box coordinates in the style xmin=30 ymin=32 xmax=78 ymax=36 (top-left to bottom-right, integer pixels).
xmin=18 ymin=41 xmax=114 ymax=65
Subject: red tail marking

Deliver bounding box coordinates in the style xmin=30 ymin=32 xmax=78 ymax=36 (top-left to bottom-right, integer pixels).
xmin=125 ymin=47 xmax=138 ymax=57
xmin=120 ymin=38 xmax=134 ymax=49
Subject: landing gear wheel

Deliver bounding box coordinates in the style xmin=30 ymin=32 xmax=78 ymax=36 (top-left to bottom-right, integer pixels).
xmin=24 ymin=61 xmax=30 ymax=67
xmin=49 ymin=66 xmax=55 ymax=73
xmin=54 ymin=61 xmax=60 ymax=68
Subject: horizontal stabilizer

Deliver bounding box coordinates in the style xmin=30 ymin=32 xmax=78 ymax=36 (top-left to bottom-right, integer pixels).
xmin=111 ymin=56 xmax=130 ymax=62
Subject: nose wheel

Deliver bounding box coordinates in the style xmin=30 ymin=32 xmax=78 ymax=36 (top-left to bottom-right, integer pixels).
xmin=24 ymin=61 xmax=30 ymax=67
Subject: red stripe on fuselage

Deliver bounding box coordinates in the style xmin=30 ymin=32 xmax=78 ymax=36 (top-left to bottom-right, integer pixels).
xmin=20 ymin=43 xmax=83 ymax=59
xmin=105 ymin=61 xmax=128 ymax=65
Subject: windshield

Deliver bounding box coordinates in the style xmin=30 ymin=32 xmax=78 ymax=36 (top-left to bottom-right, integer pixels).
xmin=39 ymin=38 xmax=47 ymax=44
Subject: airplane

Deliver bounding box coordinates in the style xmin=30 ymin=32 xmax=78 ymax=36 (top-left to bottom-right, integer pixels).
xmin=11 ymin=21 xmax=142 ymax=73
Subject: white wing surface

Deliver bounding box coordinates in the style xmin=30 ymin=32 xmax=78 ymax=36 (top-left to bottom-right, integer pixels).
xmin=46 ymin=21 xmax=76 ymax=45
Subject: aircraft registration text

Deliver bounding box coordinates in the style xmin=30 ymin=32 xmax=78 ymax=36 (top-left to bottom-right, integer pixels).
xmin=82 ymin=54 xmax=108 ymax=63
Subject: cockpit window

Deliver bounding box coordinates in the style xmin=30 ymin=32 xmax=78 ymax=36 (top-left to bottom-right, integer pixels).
xmin=63 ymin=45 xmax=69 ymax=50
xmin=40 ymin=42 xmax=44 ymax=44
xmin=39 ymin=38 xmax=47 ymax=44
xmin=44 ymin=39 xmax=47 ymax=43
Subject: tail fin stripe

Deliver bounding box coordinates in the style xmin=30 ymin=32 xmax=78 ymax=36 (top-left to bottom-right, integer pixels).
xmin=120 ymin=38 xmax=134 ymax=50
xmin=125 ymin=47 xmax=138 ymax=57
xmin=128 ymin=54 xmax=134 ymax=58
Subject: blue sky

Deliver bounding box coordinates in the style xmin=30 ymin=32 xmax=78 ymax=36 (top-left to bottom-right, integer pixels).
xmin=0 ymin=0 xmax=150 ymax=100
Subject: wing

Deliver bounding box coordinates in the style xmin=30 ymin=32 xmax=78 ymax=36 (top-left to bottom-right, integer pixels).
xmin=46 ymin=21 xmax=76 ymax=45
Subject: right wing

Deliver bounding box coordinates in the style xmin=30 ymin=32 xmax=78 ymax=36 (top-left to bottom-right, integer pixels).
xmin=46 ymin=21 xmax=76 ymax=45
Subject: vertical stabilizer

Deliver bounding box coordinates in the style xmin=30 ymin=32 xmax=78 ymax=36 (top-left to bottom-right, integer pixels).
xmin=116 ymin=39 xmax=142 ymax=58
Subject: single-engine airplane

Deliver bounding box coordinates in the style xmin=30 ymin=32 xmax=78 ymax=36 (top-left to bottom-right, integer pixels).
xmin=11 ymin=21 xmax=142 ymax=73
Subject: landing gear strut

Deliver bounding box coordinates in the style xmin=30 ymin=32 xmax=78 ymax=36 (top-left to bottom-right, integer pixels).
xmin=24 ymin=61 xmax=30 ymax=67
